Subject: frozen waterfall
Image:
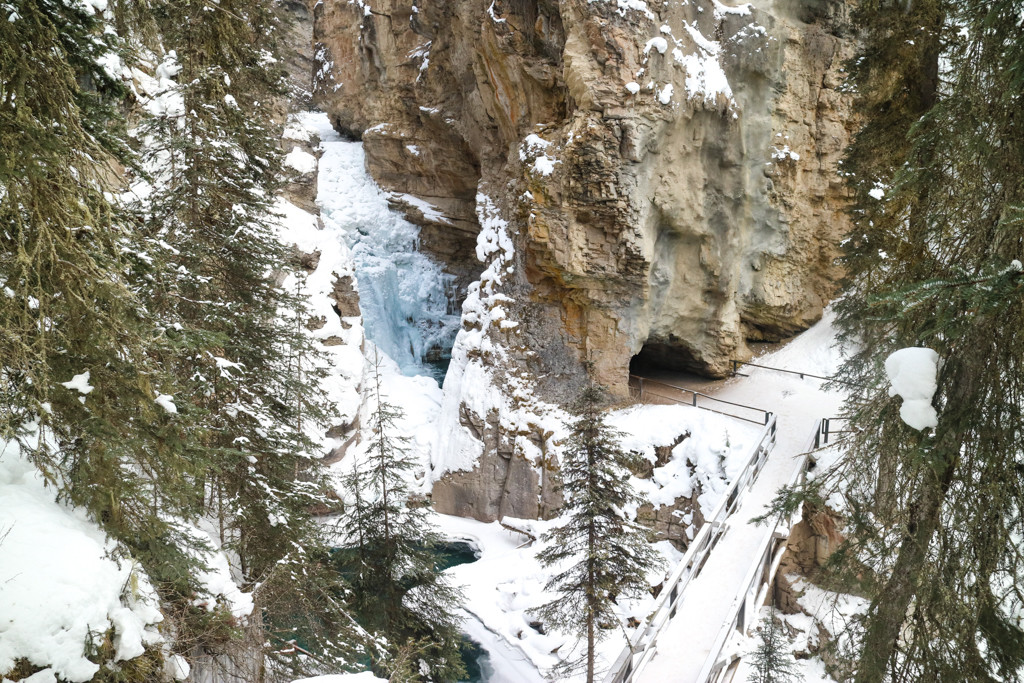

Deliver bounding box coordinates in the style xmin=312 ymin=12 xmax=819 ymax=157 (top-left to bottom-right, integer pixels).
xmin=309 ymin=113 xmax=460 ymax=381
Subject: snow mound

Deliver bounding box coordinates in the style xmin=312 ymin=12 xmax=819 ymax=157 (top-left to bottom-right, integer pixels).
xmin=644 ymin=36 xmax=669 ymax=55
xmin=608 ymin=404 xmax=758 ymax=517
xmin=154 ymin=393 xmax=177 ymax=414
xmin=0 ymin=439 xmax=164 ymax=682
xmin=185 ymin=525 xmax=254 ymax=619
xmin=884 ymin=347 xmax=939 ymax=430
xmin=520 ymin=134 xmax=559 ymax=177
xmin=284 ymin=146 xmax=317 ymax=175
xmin=658 ymin=83 xmax=674 ymax=104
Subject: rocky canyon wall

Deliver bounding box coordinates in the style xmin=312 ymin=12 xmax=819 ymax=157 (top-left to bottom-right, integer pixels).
xmin=313 ymin=0 xmax=855 ymax=519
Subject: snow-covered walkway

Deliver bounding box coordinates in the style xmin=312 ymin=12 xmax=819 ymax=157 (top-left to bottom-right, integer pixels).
xmin=633 ymin=312 xmax=847 ymax=682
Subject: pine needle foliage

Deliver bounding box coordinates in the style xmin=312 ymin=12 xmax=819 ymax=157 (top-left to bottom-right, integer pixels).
xmin=532 ymin=386 xmax=663 ymax=683
xmin=1 ymin=1 xmax=241 ymax=677
xmin=129 ymin=0 xmax=368 ymax=675
xmin=778 ymin=1 xmax=1024 ymax=681
xmin=747 ymin=608 xmax=802 ymax=683
xmin=0 ymin=0 xmax=210 ymax=573
xmin=3 ymin=0 xmax=368 ymax=678
xmin=334 ymin=355 xmax=466 ymax=682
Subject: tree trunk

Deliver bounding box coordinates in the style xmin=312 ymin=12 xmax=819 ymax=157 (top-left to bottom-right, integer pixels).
xmin=854 ymin=458 xmax=954 ymax=683
xmin=856 ymin=360 xmax=974 ymax=683
xmin=587 ymin=514 xmax=597 ymax=683
xmin=587 ymin=431 xmax=597 ymax=683
xmin=587 ymin=600 xmax=595 ymax=683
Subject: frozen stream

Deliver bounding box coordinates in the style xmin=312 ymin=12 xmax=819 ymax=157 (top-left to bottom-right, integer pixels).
xmin=435 ymin=539 xmax=545 ymax=683
xmin=307 ymin=113 xmax=459 ymax=381
xmin=459 ymin=610 xmax=545 ymax=683
xmin=433 ymin=515 xmax=549 ymax=683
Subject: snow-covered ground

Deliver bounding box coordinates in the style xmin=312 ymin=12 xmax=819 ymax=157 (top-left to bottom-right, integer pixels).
xmin=722 ymin=574 xmax=868 ymax=683
xmin=716 ymin=435 xmax=868 ymax=683
xmin=0 ymin=432 xmax=258 ymax=683
xmin=316 ymin=370 xmax=760 ymax=681
xmin=429 ymin=400 xmax=757 ymax=681
xmin=609 ymin=404 xmax=760 ymax=519
xmin=0 ymin=435 xmax=203 ymax=683
xmin=292 ymin=673 xmax=386 ymax=683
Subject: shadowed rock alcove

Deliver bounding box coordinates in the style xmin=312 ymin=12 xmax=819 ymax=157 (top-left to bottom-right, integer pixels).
xmin=630 ymin=339 xmax=718 ymax=380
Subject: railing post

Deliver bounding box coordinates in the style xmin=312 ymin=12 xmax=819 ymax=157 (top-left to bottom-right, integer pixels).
xmin=692 ymin=391 xmax=697 ymax=407
xmin=823 ymin=418 xmax=830 ymax=445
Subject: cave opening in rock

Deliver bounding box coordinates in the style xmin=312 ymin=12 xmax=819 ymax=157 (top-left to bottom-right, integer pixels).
xmin=629 ymin=340 xmax=706 ymax=381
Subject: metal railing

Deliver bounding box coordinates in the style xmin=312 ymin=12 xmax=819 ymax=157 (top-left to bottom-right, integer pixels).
xmin=730 ymin=360 xmax=865 ymax=388
xmin=629 ymin=375 xmax=772 ymax=426
xmin=692 ymin=419 xmax=821 ymax=683
xmin=813 ymin=416 xmax=855 ymax=448
xmin=601 ymin=414 xmax=778 ymax=683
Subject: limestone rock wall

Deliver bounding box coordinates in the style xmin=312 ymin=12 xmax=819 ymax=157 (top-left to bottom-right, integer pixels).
xmin=313 ymin=0 xmax=855 ymax=519
xmin=315 ymin=0 xmax=853 ymax=389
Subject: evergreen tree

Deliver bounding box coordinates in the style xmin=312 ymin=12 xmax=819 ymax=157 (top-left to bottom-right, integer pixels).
xmin=335 ymin=354 xmax=465 ymax=682
xmin=0 ymin=0 xmax=211 ymax=572
xmin=3 ymin=0 xmax=368 ymax=677
xmin=125 ymin=0 xmax=367 ymax=675
xmin=747 ymin=608 xmax=802 ymax=683
xmin=0 ymin=1 xmax=238 ymax=677
xmin=532 ymin=386 xmax=663 ymax=683
xmin=776 ymin=1 xmax=1024 ymax=680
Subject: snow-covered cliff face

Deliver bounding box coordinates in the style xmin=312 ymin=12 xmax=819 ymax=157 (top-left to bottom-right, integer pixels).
xmin=314 ymin=0 xmax=853 ymax=384
xmin=312 ymin=0 xmax=855 ymax=519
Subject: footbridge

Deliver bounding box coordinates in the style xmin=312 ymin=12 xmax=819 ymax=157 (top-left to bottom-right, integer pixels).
xmin=606 ymin=369 xmax=845 ymax=683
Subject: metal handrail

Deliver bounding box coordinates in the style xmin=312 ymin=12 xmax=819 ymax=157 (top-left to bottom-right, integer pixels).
xmin=730 ymin=360 xmax=865 ymax=388
xmin=601 ymin=414 xmax=779 ymax=683
xmin=629 ymin=375 xmax=772 ymax=426
xmin=693 ymin=420 xmax=822 ymax=683
xmin=813 ymin=416 xmax=854 ymax=449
